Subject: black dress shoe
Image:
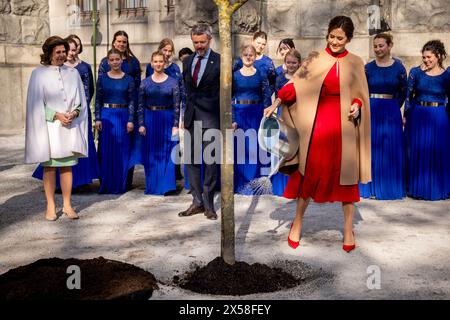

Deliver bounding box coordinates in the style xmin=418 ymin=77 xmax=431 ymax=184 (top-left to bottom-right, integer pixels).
xmin=204 ymin=209 xmax=218 ymax=220
xmin=178 ymin=204 xmax=205 ymax=217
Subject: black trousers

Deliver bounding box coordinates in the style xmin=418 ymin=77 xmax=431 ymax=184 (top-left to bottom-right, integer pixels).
xmin=184 ymin=124 xmax=219 ymax=211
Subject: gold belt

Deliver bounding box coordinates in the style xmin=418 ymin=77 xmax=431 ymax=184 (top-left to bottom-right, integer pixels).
xmin=370 ymin=93 xmax=394 ymax=99
xmin=147 ymin=106 xmax=172 ymax=111
xmin=103 ymin=103 xmax=127 ymax=108
xmin=234 ymin=100 xmax=260 ymax=105
xmin=419 ymin=101 xmax=441 ymax=107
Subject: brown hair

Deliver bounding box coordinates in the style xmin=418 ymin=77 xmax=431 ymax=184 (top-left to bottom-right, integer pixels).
xmin=241 ymin=45 xmax=257 ymax=56
xmin=277 ymin=38 xmax=295 ymax=54
xmin=67 ymin=34 xmax=83 ymax=53
xmin=284 ymin=49 xmax=302 ymax=63
xmin=64 ymin=37 xmax=78 ymax=49
xmin=178 ymin=47 xmax=193 ymax=60
xmin=158 ymin=38 xmax=175 ymax=55
xmin=112 ymin=30 xmax=136 ymax=62
xmin=40 ymin=36 xmax=69 ymax=65
xmin=422 ymin=40 xmax=447 ymax=69
xmin=253 ymin=31 xmax=268 ymax=41
xmin=151 ymin=51 xmax=165 ymax=61
xmin=374 ymin=33 xmax=393 ymax=46
xmin=327 ymin=16 xmax=354 ymax=40
xmin=107 ymin=48 xmax=123 ymax=59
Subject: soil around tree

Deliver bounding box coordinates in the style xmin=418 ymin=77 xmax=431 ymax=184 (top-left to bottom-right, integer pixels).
xmin=176 ymin=257 xmax=323 ymax=296
xmin=0 ymin=257 xmax=158 ymax=300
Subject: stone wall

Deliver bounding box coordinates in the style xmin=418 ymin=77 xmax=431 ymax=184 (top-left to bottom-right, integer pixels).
xmin=1 ymin=0 xmax=449 ymax=130
xmin=0 ymin=0 xmax=49 ymax=131
xmin=173 ymin=0 xmax=450 ymax=69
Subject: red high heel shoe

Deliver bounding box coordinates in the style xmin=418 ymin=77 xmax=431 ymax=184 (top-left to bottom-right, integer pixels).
xmin=343 ymin=231 xmax=356 ymax=253
xmin=287 ymin=223 xmax=300 ymax=249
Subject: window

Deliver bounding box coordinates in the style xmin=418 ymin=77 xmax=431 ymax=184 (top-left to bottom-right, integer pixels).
xmin=122 ymin=0 xmax=148 ymax=8
xmin=165 ymin=0 xmax=174 ymax=14
xmin=159 ymin=0 xmax=174 ymax=22
xmin=118 ymin=0 xmax=148 ymax=17
xmin=81 ymin=0 xmax=99 ymax=12
xmin=74 ymin=0 xmax=99 ymax=21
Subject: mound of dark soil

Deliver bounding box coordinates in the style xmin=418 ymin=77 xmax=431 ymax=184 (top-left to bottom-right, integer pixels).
xmin=0 ymin=257 xmax=158 ymax=300
xmin=178 ymin=257 xmax=302 ymax=295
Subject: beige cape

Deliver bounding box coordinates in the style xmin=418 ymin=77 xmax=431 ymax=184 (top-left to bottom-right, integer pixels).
xmin=280 ymin=49 xmax=371 ymax=185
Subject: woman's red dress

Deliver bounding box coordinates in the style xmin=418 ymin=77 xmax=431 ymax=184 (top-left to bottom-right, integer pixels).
xmin=278 ymin=48 xmax=360 ymax=203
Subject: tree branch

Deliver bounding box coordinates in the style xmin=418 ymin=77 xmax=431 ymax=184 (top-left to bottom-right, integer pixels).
xmin=213 ymin=0 xmax=226 ymax=7
xmin=230 ymin=0 xmax=248 ymax=14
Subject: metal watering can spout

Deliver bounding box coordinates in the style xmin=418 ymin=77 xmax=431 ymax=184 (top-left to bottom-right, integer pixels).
xmin=258 ymin=113 xmax=299 ymax=171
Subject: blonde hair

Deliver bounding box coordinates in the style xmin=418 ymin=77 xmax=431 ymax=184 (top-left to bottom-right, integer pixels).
xmin=151 ymin=50 xmax=165 ymax=61
xmin=158 ymin=38 xmax=175 ymax=56
xmin=284 ymin=49 xmax=302 ymax=63
xmin=241 ymin=45 xmax=257 ymax=56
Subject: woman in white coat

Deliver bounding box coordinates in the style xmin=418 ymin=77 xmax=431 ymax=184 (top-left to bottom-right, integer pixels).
xmin=25 ymin=36 xmax=88 ymax=221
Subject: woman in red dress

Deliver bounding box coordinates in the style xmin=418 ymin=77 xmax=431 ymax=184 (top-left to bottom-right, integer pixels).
xmin=264 ymin=16 xmax=371 ymax=252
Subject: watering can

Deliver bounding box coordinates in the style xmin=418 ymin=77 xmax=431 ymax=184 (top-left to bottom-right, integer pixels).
xmin=258 ymin=113 xmax=299 ymax=163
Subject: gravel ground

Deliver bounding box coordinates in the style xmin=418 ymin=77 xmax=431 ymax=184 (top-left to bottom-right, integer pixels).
xmin=0 ymin=131 xmax=449 ymax=300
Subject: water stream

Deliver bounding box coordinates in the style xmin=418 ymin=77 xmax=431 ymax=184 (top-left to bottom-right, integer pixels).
xmin=238 ymin=155 xmax=284 ymax=195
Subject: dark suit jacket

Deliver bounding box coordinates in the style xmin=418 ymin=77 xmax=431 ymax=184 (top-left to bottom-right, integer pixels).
xmin=183 ymin=49 xmax=221 ymax=129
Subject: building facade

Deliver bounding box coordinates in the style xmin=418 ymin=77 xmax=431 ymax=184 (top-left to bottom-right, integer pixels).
xmin=1 ymin=0 xmax=449 ymax=130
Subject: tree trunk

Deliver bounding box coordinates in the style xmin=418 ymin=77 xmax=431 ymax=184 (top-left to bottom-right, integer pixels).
xmin=214 ymin=0 xmax=248 ymax=266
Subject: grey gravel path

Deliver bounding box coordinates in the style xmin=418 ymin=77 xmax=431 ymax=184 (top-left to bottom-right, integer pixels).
xmin=0 ymin=131 xmax=449 ymax=299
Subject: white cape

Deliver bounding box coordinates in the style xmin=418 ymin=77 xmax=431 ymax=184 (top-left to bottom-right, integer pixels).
xmin=25 ymin=65 xmax=88 ymax=164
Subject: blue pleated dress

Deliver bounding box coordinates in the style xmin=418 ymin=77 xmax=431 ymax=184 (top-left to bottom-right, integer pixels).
xmin=99 ymin=55 xmax=141 ymax=183
xmin=146 ymin=63 xmax=187 ymax=184
xmin=404 ymin=67 xmax=450 ymax=200
xmin=359 ymin=59 xmax=407 ymax=200
xmin=95 ymin=73 xmax=135 ymax=194
xmin=137 ymin=76 xmax=180 ymax=195
xmin=32 ymin=61 xmax=100 ymax=188
xmin=232 ymin=69 xmax=272 ymax=194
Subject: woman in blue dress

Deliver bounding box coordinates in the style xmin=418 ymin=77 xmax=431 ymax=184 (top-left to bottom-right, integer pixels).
xmin=95 ymin=48 xmax=136 ymax=194
xmin=98 ymin=31 xmax=141 ymax=185
xmin=272 ymin=49 xmax=302 ymax=196
xmin=138 ymin=51 xmax=180 ymax=195
xmin=145 ymin=38 xmax=185 ymax=183
xmin=234 ymin=31 xmax=276 ymax=95
xmin=359 ymin=33 xmax=407 ymax=200
xmin=274 ymin=38 xmax=296 ymax=80
xmin=32 ymin=36 xmax=100 ymax=188
xmin=404 ymin=40 xmax=450 ymax=200
xmin=232 ymin=45 xmax=272 ymax=194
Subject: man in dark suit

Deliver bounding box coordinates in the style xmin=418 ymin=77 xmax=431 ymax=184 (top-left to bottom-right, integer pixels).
xmin=178 ymin=23 xmax=220 ymax=220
